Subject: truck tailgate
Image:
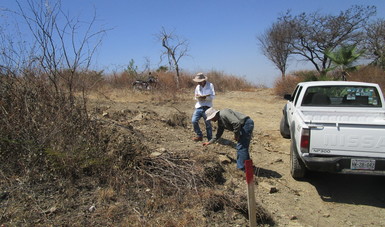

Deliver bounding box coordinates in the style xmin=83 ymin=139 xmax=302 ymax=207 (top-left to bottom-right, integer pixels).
xmin=309 ymin=123 xmax=385 ymax=158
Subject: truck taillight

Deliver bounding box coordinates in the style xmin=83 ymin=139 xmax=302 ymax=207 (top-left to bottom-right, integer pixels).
xmin=300 ymin=128 xmax=310 ymax=153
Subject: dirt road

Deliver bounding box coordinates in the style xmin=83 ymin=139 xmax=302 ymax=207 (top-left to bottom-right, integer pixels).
xmin=92 ymin=88 xmax=385 ymax=226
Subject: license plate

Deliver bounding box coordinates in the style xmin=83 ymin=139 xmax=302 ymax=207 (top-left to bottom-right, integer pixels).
xmin=351 ymin=159 xmax=375 ymax=170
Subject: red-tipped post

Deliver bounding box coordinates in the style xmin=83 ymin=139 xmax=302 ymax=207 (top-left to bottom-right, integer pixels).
xmin=245 ymin=159 xmax=256 ymax=227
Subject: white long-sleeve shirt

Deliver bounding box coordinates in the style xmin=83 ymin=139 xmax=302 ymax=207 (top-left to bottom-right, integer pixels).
xmin=194 ymin=82 xmax=215 ymax=108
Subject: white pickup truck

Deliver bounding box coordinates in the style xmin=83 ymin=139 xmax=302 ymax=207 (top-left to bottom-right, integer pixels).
xmin=280 ymin=81 xmax=385 ymax=179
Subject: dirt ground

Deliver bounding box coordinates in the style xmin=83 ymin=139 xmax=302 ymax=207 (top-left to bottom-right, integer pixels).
xmin=89 ymin=88 xmax=385 ymax=226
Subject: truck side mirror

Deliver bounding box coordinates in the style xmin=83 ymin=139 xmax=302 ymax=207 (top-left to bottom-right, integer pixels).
xmin=284 ymin=94 xmax=292 ymax=100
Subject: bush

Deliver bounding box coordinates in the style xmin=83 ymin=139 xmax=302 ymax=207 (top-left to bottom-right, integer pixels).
xmin=273 ymin=70 xmax=324 ymax=96
xmin=294 ymin=70 xmax=322 ymax=81
xmin=204 ymin=71 xmax=255 ymax=92
xmin=98 ymin=70 xmax=256 ymax=103
xmin=0 ymin=75 xmax=106 ymax=180
xmin=175 ymin=70 xmax=256 ymax=92
xmin=273 ymin=75 xmax=303 ymax=97
xmin=273 ymin=66 xmax=385 ymax=97
xmin=105 ymin=71 xmax=136 ymax=89
xmin=349 ymin=66 xmax=385 ymax=90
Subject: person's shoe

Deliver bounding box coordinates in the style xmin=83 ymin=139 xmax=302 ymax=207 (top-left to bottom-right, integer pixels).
xmin=193 ymin=136 xmax=203 ymax=141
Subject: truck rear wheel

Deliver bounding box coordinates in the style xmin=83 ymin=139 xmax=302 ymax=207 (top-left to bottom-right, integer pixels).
xmin=280 ymin=116 xmax=290 ymax=139
xmin=290 ymin=140 xmax=306 ymax=179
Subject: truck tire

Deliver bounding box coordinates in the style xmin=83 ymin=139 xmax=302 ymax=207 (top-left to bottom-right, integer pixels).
xmin=280 ymin=116 xmax=291 ymax=139
xmin=290 ymin=139 xmax=306 ymax=179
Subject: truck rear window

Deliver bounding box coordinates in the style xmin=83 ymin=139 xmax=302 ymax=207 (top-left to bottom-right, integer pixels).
xmin=301 ymin=86 xmax=382 ymax=107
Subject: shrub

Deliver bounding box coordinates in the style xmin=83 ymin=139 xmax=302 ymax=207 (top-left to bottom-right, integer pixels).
xmin=273 ymin=75 xmax=303 ymax=97
xmin=100 ymin=70 xmax=256 ymax=101
xmin=349 ymin=65 xmax=385 ymax=90
xmin=0 ymin=75 xmax=106 ymax=181
xmin=292 ymin=70 xmax=318 ymax=81
xmin=204 ymin=71 xmax=255 ymax=92
xmin=273 ymin=66 xmax=385 ymax=97
xmin=273 ymin=70 xmax=319 ymax=97
xmin=105 ymin=71 xmax=136 ymax=89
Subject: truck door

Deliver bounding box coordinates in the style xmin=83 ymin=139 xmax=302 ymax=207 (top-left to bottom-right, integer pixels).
xmin=287 ymin=85 xmax=303 ymax=124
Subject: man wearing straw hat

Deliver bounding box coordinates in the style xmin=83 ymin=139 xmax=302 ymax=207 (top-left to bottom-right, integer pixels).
xmin=203 ymin=107 xmax=254 ymax=171
xmin=191 ymin=72 xmax=215 ymax=142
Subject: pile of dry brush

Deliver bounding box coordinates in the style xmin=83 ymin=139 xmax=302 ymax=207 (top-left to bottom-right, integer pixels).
xmin=0 ymin=72 xmax=271 ymax=226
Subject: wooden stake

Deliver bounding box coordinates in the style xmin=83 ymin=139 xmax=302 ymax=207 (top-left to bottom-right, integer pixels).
xmin=245 ymin=159 xmax=256 ymax=227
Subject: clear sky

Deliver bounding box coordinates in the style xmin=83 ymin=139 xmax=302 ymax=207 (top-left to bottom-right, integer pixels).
xmin=1 ymin=0 xmax=384 ymax=87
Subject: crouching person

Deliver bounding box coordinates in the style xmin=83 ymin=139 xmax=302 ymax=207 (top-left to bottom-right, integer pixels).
xmin=203 ymin=108 xmax=254 ymax=171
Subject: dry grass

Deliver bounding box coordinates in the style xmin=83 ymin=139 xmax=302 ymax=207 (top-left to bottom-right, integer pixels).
xmin=103 ymin=70 xmax=256 ymax=93
xmin=349 ymin=65 xmax=385 ymax=90
xmin=97 ymin=70 xmax=257 ymax=106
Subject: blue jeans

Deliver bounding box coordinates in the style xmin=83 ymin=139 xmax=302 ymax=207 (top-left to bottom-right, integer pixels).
xmin=192 ymin=106 xmax=212 ymax=140
xmin=236 ymin=118 xmax=254 ymax=170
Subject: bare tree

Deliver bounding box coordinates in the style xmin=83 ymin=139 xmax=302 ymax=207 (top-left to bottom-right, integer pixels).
xmin=158 ymin=27 xmax=189 ymax=89
xmin=258 ymin=20 xmax=294 ymax=78
xmin=365 ymin=19 xmax=385 ymax=69
xmin=0 ymin=0 xmax=108 ymax=182
xmin=14 ymin=0 xmax=106 ymax=99
xmin=0 ymin=15 xmax=34 ymax=77
xmin=282 ymin=5 xmax=376 ymax=75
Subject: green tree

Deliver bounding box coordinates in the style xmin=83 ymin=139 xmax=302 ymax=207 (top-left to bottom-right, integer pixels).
xmin=156 ymin=65 xmax=168 ymax=72
xmin=125 ymin=59 xmax=138 ymax=77
xmin=324 ymin=45 xmax=364 ymax=80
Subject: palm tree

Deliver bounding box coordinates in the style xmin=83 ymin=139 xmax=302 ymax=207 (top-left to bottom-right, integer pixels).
xmin=325 ymin=45 xmax=365 ymax=80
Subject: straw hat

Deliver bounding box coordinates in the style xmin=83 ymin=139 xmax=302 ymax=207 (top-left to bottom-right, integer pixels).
xmin=193 ymin=73 xmax=207 ymax=82
xmin=205 ymin=107 xmax=219 ymax=121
